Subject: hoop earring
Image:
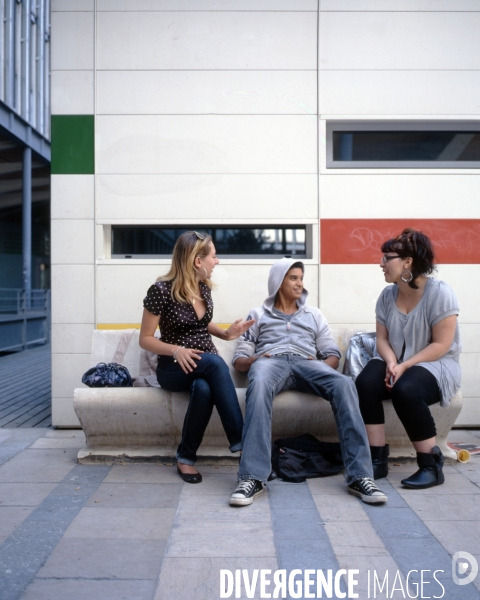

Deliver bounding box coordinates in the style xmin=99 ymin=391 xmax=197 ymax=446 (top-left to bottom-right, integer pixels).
xmin=401 ymin=270 xmax=413 ymax=283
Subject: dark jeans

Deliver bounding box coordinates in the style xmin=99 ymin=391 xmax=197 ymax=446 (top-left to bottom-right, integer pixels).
xmin=355 ymin=359 xmax=440 ymax=442
xmin=156 ymin=352 xmax=243 ymax=465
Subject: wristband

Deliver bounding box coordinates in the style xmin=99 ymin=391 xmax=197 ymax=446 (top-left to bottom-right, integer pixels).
xmin=173 ymin=346 xmax=184 ymax=362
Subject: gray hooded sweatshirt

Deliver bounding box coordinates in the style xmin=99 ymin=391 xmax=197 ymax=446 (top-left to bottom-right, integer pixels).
xmin=233 ymin=258 xmax=341 ymax=364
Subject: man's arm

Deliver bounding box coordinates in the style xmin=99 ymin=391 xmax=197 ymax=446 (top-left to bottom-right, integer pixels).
xmin=323 ymin=355 xmax=339 ymax=369
xmin=232 ymin=310 xmax=262 ymax=372
xmin=311 ymin=308 xmax=341 ymax=367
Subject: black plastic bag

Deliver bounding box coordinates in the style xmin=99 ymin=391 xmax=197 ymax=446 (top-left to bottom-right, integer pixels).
xmin=271 ymin=433 xmax=344 ymax=483
xmin=82 ymin=362 xmax=133 ymax=388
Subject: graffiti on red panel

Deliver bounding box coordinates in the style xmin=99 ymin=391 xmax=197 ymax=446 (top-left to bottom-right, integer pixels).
xmin=321 ymin=219 xmax=480 ymax=264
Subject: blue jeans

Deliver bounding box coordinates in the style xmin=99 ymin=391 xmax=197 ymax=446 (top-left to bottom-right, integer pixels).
xmin=156 ymin=353 xmax=243 ymax=465
xmin=238 ymin=355 xmax=373 ymax=485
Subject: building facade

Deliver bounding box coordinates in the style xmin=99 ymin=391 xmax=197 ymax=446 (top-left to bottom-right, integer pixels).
xmin=51 ymin=0 xmax=480 ymax=427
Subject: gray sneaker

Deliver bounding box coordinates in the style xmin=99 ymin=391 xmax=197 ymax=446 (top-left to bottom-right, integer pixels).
xmin=229 ymin=479 xmax=265 ymax=506
xmin=348 ymin=476 xmax=387 ymax=504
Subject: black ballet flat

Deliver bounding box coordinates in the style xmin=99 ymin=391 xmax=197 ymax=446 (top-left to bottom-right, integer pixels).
xmin=176 ymin=464 xmax=202 ymax=484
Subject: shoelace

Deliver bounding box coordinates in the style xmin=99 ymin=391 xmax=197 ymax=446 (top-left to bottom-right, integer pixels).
xmin=358 ymin=477 xmax=381 ymax=494
xmin=235 ymin=480 xmax=256 ymax=494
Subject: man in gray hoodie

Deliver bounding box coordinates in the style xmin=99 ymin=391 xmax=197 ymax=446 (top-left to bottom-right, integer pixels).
xmin=229 ymin=258 xmax=387 ymax=506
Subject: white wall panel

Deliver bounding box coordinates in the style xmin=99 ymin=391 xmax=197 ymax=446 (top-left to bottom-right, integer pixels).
xmin=321 ymin=265 xmax=480 ymax=326
xmin=52 ymin=324 xmax=95 ymax=355
xmin=96 ymin=264 xmax=319 ymax=325
xmin=51 ymin=71 xmax=94 ymax=115
xmin=319 ymin=174 xmax=480 ymax=219
xmin=51 ymin=265 xmax=95 ymax=324
xmin=96 ymin=12 xmax=317 ymax=70
xmin=51 ymin=176 xmax=95 ymax=220
xmin=51 ymin=220 xmax=95 ymax=265
xmin=320 ymin=0 xmax=480 ymax=10
xmin=96 ymin=174 xmax=318 ymax=221
xmin=97 ymin=71 xmax=316 ymax=116
xmin=51 ymin=12 xmax=94 ymax=71
xmin=52 ymin=353 xmax=91 ymax=398
xmin=96 ymin=116 xmax=317 ymax=174
xmin=319 ymin=71 xmax=480 ymax=116
xmin=319 ymin=13 xmax=480 ymax=70
xmin=459 ymin=354 xmax=480 ymax=398
xmin=459 ymin=324 xmax=480 ymax=354
xmin=52 ymin=398 xmax=81 ymax=428
xmin=455 ymin=398 xmax=480 ymax=428
xmin=436 ymin=266 xmax=480 ymax=325
xmin=52 ymin=0 xmax=94 ymax=10
xmin=98 ymin=0 xmax=318 ymax=10
xmin=320 ymin=265 xmax=388 ymax=323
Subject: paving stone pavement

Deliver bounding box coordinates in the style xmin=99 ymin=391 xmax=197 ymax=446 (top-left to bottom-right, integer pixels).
xmin=0 ymin=428 xmax=480 ymax=600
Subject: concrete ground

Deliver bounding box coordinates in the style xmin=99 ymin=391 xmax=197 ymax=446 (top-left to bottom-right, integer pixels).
xmin=1 ymin=428 xmax=480 ymax=600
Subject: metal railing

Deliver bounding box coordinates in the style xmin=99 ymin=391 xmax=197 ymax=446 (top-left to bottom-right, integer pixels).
xmin=0 ymin=288 xmax=50 ymax=352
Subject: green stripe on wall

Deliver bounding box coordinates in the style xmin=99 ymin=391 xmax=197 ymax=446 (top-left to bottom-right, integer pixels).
xmin=51 ymin=115 xmax=94 ymax=174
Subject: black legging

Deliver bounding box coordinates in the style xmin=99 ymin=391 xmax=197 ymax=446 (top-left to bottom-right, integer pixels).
xmin=355 ymin=359 xmax=441 ymax=442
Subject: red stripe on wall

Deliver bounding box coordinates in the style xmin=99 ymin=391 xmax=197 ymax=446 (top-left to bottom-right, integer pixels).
xmin=320 ymin=219 xmax=480 ymax=264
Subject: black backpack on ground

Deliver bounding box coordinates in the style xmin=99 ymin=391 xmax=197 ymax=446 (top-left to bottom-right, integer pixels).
xmin=271 ymin=433 xmax=344 ymax=483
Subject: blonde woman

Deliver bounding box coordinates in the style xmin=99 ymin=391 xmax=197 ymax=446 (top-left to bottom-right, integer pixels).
xmin=140 ymin=231 xmax=254 ymax=483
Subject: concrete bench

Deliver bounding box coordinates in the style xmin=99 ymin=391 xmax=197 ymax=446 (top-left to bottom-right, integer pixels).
xmin=73 ymin=330 xmax=462 ymax=464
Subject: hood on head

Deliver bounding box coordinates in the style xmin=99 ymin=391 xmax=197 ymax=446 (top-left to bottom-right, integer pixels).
xmin=264 ymin=257 xmax=308 ymax=309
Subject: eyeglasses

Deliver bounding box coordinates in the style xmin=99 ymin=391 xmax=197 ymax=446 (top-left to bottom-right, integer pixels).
xmin=193 ymin=231 xmax=205 ymax=240
xmin=381 ymin=254 xmax=401 ymax=264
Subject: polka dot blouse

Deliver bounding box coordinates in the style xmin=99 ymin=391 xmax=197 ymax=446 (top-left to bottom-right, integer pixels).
xmin=143 ymin=280 xmax=218 ymax=355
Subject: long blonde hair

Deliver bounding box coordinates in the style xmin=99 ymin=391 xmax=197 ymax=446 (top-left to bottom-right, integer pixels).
xmin=157 ymin=231 xmax=213 ymax=303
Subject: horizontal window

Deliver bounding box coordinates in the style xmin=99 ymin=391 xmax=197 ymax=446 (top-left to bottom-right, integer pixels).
xmin=111 ymin=226 xmax=307 ymax=258
xmin=327 ymin=122 xmax=480 ymax=168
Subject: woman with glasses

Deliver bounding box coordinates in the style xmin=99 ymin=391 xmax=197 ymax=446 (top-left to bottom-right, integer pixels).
xmin=139 ymin=231 xmax=254 ymax=483
xmin=355 ymin=228 xmax=461 ymax=489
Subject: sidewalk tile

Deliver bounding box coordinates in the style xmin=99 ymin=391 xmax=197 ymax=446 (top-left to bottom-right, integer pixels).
xmin=37 ymin=538 xmax=166 ymax=579
xmin=403 ymin=493 xmax=480 ymax=521
xmin=0 ymin=506 xmax=34 ymax=543
xmin=0 ymin=483 xmax=56 ymax=506
xmin=21 ymin=578 xmax=157 ymax=600
xmin=180 ymin=473 xmax=238 ymax=496
xmin=85 ymin=483 xmax=182 ymax=508
xmin=0 ymin=449 xmax=76 ymax=483
xmin=324 ymin=521 xmax=389 ymax=556
xmin=30 ymin=437 xmax=85 ymax=449
xmin=165 ymin=521 xmax=276 ymax=558
xmin=389 ymin=473 xmax=479 ymax=495
xmin=272 ymin=508 xmax=328 ymax=540
xmin=311 ymin=493 xmax=368 ymax=521
xmin=64 ymin=507 xmax=176 ymax=539
xmin=422 ymin=520 xmax=480 ymax=556
xmin=176 ymin=493 xmax=269 ymax=522
xmin=154 ymin=557 xmax=279 ymax=600
xmin=307 ymin=474 xmax=347 ymax=495
xmin=104 ymin=465 xmax=179 ymax=484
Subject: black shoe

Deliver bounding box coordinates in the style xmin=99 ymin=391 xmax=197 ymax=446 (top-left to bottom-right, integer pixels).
xmin=177 ymin=463 xmax=202 ymax=484
xmin=348 ymin=477 xmax=387 ymax=504
xmin=371 ymin=444 xmax=389 ymax=480
xmin=401 ymin=446 xmax=444 ymax=490
xmin=267 ymin=470 xmax=277 ymax=482
xmin=229 ymin=479 xmax=265 ymax=506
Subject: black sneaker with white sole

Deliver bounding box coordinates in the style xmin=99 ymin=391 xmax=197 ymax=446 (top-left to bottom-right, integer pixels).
xmin=229 ymin=479 xmax=265 ymax=506
xmin=348 ymin=477 xmax=387 ymax=504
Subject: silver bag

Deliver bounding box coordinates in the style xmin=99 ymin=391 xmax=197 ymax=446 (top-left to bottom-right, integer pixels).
xmin=343 ymin=332 xmax=378 ymax=381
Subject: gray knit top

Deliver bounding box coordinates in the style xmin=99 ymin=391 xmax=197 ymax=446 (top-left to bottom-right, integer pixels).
xmin=375 ymin=278 xmax=461 ymax=407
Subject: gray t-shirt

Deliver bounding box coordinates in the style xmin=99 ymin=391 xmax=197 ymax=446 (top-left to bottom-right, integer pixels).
xmin=375 ymin=278 xmax=461 ymax=406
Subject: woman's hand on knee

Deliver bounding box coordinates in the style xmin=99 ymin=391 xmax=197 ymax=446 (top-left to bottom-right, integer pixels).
xmin=385 ymin=361 xmax=408 ymax=390
xmin=175 ymin=347 xmax=203 ymax=374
